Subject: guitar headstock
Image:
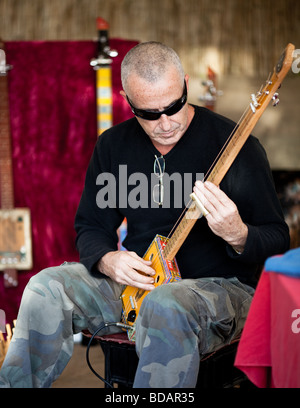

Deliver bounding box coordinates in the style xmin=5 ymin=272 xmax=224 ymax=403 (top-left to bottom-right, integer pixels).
xmin=0 ymin=44 xmax=6 ymax=76
xmin=0 ymin=40 xmax=12 ymax=76
xmin=275 ymin=43 xmax=295 ymax=77
xmin=90 ymin=17 xmax=118 ymax=69
xmin=250 ymin=43 xmax=295 ymax=113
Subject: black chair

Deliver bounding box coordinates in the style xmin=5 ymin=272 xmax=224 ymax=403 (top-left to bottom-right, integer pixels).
xmin=84 ymin=331 xmax=251 ymax=388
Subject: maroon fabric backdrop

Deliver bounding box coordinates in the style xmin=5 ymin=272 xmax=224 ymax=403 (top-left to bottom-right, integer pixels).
xmin=0 ymin=39 xmax=138 ymax=325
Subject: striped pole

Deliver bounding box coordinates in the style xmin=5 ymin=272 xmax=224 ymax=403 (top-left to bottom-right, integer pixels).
xmin=90 ymin=17 xmax=117 ymax=135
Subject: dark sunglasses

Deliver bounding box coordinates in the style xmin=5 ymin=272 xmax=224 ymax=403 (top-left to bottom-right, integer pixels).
xmin=126 ymin=80 xmax=187 ymax=121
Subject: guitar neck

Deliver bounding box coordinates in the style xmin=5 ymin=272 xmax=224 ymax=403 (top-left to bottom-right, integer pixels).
xmin=164 ymin=43 xmax=295 ymax=261
xmin=0 ymin=44 xmax=14 ymax=209
xmin=164 ymin=106 xmax=265 ymax=260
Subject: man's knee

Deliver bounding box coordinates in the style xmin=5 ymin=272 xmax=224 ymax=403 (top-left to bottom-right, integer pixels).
xmin=23 ymin=263 xmax=84 ymax=316
xmin=137 ymin=281 xmax=199 ymax=331
xmin=27 ymin=262 xmax=85 ymax=296
xmin=141 ymin=280 xmax=197 ymax=312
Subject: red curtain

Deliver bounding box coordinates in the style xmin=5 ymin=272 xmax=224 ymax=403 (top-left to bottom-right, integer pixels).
xmin=0 ymin=39 xmax=138 ymax=325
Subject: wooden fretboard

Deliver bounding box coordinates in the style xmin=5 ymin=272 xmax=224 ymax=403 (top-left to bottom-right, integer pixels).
xmin=0 ymin=41 xmax=20 ymax=288
xmin=164 ymin=43 xmax=295 ymax=261
xmin=0 ymin=43 xmax=14 ymax=210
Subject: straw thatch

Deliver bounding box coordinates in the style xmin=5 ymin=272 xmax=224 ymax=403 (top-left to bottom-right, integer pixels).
xmin=0 ymin=0 xmax=299 ymax=77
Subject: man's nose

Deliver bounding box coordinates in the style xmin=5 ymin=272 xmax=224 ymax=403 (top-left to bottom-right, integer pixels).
xmin=159 ymin=114 xmax=172 ymax=131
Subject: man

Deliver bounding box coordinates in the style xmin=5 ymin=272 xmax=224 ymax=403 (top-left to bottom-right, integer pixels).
xmin=0 ymin=42 xmax=289 ymax=388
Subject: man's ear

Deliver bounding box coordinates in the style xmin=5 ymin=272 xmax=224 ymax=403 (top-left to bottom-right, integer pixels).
xmin=185 ymin=74 xmax=190 ymax=91
xmin=120 ymin=90 xmax=127 ymax=101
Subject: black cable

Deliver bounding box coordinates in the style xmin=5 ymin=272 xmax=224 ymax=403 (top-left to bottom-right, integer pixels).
xmin=85 ymin=321 xmax=132 ymax=388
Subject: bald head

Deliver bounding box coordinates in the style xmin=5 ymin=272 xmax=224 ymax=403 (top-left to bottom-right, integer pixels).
xmin=121 ymin=42 xmax=185 ymax=94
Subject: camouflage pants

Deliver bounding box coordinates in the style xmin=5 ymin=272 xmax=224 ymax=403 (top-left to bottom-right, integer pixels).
xmin=0 ymin=262 xmax=254 ymax=388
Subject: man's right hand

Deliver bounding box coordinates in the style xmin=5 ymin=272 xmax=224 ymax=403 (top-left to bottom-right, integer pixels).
xmin=97 ymin=251 xmax=156 ymax=291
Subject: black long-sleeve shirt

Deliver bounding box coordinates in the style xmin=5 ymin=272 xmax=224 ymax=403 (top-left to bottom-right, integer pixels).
xmin=75 ymin=106 xmax=290 ymax=287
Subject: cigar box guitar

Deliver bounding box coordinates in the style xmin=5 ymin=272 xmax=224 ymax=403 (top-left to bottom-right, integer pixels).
xmin=121 ymin=43 xmax=295 ymax=334
xmin=0 ymin=41 xmax=32 ymax=287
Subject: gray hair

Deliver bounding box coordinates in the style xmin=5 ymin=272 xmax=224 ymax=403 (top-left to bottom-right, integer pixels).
xmin=121 ymin=42 xmax=185 ymax=92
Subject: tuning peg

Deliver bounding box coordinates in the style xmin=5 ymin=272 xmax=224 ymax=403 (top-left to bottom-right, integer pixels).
xmin=251 ymin=94 xmax=259 ymax=107
xmin=0 ymin=61 xmax=12 ymax=76
xmin=272 ymin=92 xmax=280 ymax=106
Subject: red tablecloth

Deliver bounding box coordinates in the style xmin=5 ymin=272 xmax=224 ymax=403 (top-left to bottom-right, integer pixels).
xmin=235 ymin=249 xmax=300 ymax=388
